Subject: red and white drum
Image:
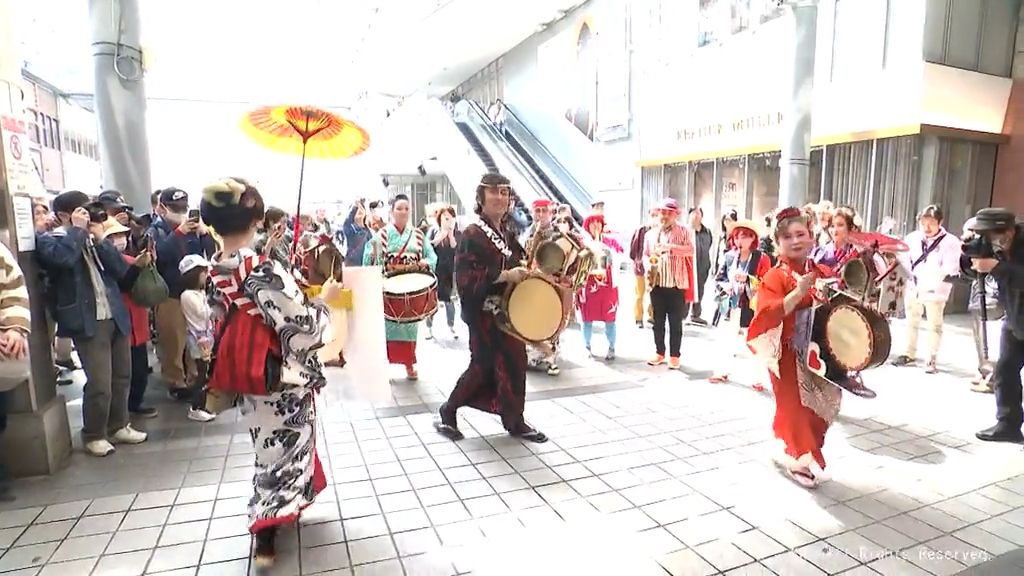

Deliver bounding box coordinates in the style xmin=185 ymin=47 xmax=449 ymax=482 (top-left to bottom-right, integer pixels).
xmin=382 ymin=272 xmax=438 ymax=323
xmin=815 ymin=302 xmax=891 ymax=372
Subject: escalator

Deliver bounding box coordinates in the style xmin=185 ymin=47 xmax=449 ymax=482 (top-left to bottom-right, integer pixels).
xmin=452 ymin=99 xmax=554 ymax=231
xmin=498 ymin=103 xmax=593 ymax=222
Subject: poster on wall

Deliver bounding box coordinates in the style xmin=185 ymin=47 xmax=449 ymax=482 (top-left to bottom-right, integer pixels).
xmin=597 ymin=0 xmax=630 ymax=141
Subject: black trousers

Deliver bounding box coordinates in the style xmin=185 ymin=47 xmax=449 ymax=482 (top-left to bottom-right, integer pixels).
xmin=684 ymin=269 xmax=709 ymax=320
xmin=651 ymin=287 xmax=685 ymax=357
xmin=190 ymin=359 xmax=209 ymax=411
xmin=129 ymin=344 xmax=150 ymax=411
xmin=993 ymin=327 xmax=1024 ymax=430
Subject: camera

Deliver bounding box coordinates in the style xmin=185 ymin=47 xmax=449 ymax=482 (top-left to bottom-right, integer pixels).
xmin=962 ymin=234 xmax=996 ymax=259
xmin=84 ymin=202 xmax=109 ymax=224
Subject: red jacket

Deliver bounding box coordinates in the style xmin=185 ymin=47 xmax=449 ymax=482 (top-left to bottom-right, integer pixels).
xmin=121 ymin=255 xmax=150 ymax=347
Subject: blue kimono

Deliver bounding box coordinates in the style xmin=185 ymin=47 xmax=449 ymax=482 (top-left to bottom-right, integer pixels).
xmin=363 ymin=224 xmax=438 ymax=368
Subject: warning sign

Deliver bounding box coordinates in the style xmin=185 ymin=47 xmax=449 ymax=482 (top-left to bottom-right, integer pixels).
xmin=0 ymin=115 xmax=45 ymax=198
xmin=0 ymin=115 xmax=45 ymax=251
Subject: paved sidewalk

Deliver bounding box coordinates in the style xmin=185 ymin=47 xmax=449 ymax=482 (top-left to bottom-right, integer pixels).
xmin=1 ymin=314 xmax=1022 ymax=575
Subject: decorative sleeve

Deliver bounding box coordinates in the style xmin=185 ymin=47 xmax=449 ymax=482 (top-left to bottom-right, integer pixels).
xmin=362 ymin=231 xmax=383 ymax=266
xmin=0 ymin=243 xmax=30 ymax=334
xmin=243 ymin=258 xmax=331 ymax=363
xmin=746 ymin=266 xmax=793 ymax=377
xmin=421 ymin=231 xmax=438 ymax=272
xmin=455 ymin=225 xmax=502 ymax=313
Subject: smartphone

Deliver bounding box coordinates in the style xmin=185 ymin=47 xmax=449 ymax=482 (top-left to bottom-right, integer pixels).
xmin=188 ymin=209 xmax=200 ymax=222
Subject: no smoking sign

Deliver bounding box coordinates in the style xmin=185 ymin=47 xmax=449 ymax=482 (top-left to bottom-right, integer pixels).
xmin=8 ymin=134 xmax=21 ymax=161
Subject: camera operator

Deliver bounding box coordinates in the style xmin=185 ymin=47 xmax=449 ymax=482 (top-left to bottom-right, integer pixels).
xmin=96 ymin=191 xmax=148 ymax=255
xmin=962 ymin=207 xmax=1024 ymax=444
xmin=35 ymin=191 xmax=148 ymax=456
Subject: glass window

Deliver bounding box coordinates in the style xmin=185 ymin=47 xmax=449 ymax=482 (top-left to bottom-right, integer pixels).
xmin=698 ymin=0 xmax=729 ymax=47
xmin=730 ymin=0 xmax=751 ymax=34
xmin=52 ymin=119 xmax=60 ymax=151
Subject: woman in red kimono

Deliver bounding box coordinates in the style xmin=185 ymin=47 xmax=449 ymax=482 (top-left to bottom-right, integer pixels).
xmin=578 ymin=214 xmax=623 ymax=360
xmin=434 ymin=174 xmax=547 ymax=443
xmin=746 ymin=207 xmax=840 ymax=489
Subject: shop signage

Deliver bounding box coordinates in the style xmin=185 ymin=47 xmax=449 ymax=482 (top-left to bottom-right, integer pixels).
xmin=676 ymin=111 xmax=784 ymax=143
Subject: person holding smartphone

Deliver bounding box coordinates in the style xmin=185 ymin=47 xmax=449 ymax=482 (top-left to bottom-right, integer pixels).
xmin=148 ymin=188 xmax=217 ymax=400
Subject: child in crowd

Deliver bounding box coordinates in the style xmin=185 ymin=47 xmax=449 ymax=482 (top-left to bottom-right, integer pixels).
xmin=104 ymin=220 xmax=158 ymax=418
xmin=179 ymin=255 xmax=216 ymax=422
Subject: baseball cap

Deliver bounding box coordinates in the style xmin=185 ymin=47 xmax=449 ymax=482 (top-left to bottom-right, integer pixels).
xmin=97 ymin=190 xmax=133 ymax=212
xmin=178 ymin=254 xmax=210 ymax=276
xmin=969 ymin=208 xmax=1017 ymax=232
xmin=158 ymin=187 xmax=189 ymax=209
xmin=52 ymin=190 xmax=91 ymax=215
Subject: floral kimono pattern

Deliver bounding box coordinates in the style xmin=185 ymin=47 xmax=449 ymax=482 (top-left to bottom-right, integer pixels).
xmin=747 ymin=259 xmax=841 ymax=470
xmin=363 ymin=223 xmax=438 ymax=365
xmin=446 ymin=220 xmax=532 ymax=432
xmin=209 ymin=249 xmax=330 ymax=533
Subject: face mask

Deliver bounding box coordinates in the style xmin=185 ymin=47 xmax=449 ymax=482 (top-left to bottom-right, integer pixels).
xmin=112 ymin=238 xmax=128 ymax=252
xmin=163 ymin=211 xmax=185 ymax=226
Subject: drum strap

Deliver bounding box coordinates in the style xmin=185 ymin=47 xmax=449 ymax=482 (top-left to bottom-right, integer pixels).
xmin=477 ymin=220 xmax=513 ymax=260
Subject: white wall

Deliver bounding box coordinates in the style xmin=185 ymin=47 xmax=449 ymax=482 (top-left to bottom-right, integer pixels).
xmin=494 ymin=0 xmax=641 ymax=225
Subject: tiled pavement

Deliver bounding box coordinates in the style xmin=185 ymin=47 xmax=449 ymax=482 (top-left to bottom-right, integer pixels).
xmin=3 ymin=312 xmax=1024 ymax=576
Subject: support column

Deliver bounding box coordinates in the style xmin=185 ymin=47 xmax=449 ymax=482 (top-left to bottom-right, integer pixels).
xmin=89 ymin=0 xmax=152 ymax=210
xmin=778 ymin=0 xmax=819 ymax=209
xmin=0 ymin=0 xmax=73 ymax=477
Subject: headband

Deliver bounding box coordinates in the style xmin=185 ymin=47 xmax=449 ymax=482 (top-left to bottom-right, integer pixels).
xmin=775 ymin=207 xmax=804 ymax=221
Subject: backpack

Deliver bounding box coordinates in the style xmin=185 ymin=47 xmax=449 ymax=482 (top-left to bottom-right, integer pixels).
xmin=207 ymin=303 xmax=284 ymax=396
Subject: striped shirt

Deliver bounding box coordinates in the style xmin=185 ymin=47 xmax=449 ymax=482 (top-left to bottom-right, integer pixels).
xmin=0 ymin=242 xmax=30 ymax=334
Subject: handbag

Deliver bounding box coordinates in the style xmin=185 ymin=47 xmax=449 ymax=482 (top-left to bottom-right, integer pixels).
xmin=131 ymin=265 xmax=169 ymax=308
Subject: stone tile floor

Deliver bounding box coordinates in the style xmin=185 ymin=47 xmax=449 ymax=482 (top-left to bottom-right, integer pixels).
xmin=3 ymin=314 xmax=1023 ymax=575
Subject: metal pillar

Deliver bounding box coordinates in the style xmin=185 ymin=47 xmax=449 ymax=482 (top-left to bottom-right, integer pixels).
xmin=89 ymin=0 xmax=152 ymax=210
xmin=0 ymin=0 xmax=73 ymax=477
xmin=778 ymin=0 xmax=819 ymax=209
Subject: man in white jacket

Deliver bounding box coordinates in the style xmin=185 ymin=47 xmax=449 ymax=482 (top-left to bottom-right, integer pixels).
xmin=892 ymin=205 xmax=963 ymax=373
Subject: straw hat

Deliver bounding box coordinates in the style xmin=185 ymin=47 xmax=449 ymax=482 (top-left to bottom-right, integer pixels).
xmin=100 ymin=219 xmax=131 ymax=240
xmin=726 ymin=218 xmax=762 ymax=240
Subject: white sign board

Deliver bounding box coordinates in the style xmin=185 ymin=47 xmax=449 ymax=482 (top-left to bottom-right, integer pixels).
xmin=11 ymin=194 xmax=33 ymax=251
xmin=0 ymin=115 xmax=46 ymax=196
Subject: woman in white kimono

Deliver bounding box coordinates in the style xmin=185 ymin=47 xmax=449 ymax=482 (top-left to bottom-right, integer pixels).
xmin=201 ymin=178 xmax=338 ymax=568
xmin=363 ymin=194 xmax=438 ymax=380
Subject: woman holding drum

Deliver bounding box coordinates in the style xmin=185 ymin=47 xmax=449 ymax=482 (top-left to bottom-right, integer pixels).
xmin=746 ymin=207 xmax=839 ymax=489
xmin=434 ymin=173 xmax=548 ymax=443
xmin=578 ymin=214 xmax=623 ymax=360
xmin=363 ymin=194 xmax=438 ymax=381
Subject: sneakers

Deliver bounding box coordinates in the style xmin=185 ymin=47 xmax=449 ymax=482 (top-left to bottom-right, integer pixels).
xmin=546 ymin=365 xmax=560 ymax=376
xmin=605 ymin=349 xmax=616 ymax=361
xmin=668 ymin=357 xmax=682 ymax=370
xmin=130 ymin=406 xmax=159 ymax=419
xmin=188 ymin=408 xmax=216 ymax=423
xmin=924 ymin=359 xmax=938 ymax=374
xmin=85 ymin=439 xmax=115 ymax=457
xmin=891 ymin=355 xmax=915 ymax=367
xmin=647 ymin=355 xmax=665 ymax=366
xmin=111 ymin=425 xmax=148 ymax=445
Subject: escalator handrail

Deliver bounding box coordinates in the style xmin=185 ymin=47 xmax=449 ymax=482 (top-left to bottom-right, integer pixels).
xmin=464 ymin=101 xmax=586 ymax=223
xmin=462 ymin=100 xmax=556 ymax=208
xmin=499 ymin=103 xmax=593 ymax=207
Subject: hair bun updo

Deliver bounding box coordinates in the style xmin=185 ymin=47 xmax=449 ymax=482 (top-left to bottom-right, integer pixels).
xmin=200 ymin=177 xmax=266 ymax=236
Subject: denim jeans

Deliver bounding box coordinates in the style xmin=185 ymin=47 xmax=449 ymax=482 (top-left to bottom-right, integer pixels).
xmin=426 ymin=302 xmax=457 ymax=330
xmin=583 ymin=321 xmax=617 ymax=351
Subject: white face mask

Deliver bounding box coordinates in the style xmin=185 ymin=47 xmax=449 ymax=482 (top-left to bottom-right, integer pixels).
xmin=112 ymin=237 xmax=128 ymax=252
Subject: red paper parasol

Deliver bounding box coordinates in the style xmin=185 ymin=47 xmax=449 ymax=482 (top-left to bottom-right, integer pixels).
xmin=848 ymin=231 xmax=909 ymax=253
xmin=241 ymin=105 xmax=370 ymax=252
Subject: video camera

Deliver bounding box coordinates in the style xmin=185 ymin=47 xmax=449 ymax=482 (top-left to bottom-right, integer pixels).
xmin=963 ymin=207 xmax=1018 ymax=259
xmin=84 ymin=201 xmax=110 ymax=224
xmin=962 ymin=234 xmax=996 ymax=259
